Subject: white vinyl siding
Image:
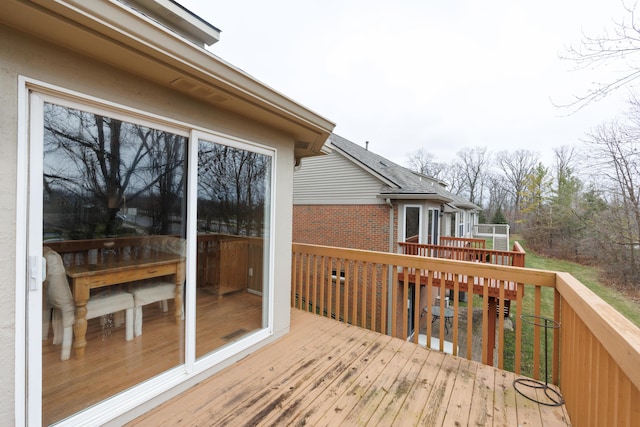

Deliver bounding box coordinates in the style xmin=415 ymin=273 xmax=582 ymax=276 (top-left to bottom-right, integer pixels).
xmin=293 ymin=151 xmax=386 ymax=204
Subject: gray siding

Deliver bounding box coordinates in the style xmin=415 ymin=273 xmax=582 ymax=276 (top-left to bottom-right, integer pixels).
xmin=294 ymin=151 xmax=385 ymax=204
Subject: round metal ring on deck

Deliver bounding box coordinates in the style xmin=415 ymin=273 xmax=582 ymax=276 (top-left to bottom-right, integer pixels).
xmin=513 ymin=378 xmax=565 ymax=406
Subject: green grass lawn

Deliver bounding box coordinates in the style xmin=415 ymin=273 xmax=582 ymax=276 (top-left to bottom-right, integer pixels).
xmin=521 ymin=242 xmax=640 ymax=328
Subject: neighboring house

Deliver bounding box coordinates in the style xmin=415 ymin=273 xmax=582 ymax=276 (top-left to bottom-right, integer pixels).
xmin=293 ymin=134 xmax=480 ymax=253
xmin=1 ymin=1 xmax=334 ymax=425
xmin=293 ymin=134 xmax=480 ymax=338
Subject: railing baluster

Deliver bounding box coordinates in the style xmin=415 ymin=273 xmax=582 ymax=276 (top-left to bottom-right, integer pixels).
xmin=336 ymin=259 xmax=342 ymax=322
xmin=533 ymin=285 xmax=542 ymax=380
xmin=482 ymin=274 xmax=490 ymax=366
xmin=452 ymin=274 xmax=460 ymax=356
xmin=412 ymin=268 xmax=422 ymax=344
xmin=344 ymin=260 xmax=350 ymax=324
xmin=390 ymin=264 xmax=397 ymax=337
xmin=438 ymin=270 xmax=446 ymax=352
xmin=498 ymin=279 xmax=506 ymax=369
xmin=515 ymin=281 xmax=524 ymax=374
xmin=311 ymin=253 xmax=318 ymax=314
xmin=291 ymin=251 xmax=297 ymax=308
xmin=553 ymin=287 xmax=561 ymax=385
xmin=402 ymin=274 xmax=409 ymax=339
xmin=371 ymin=263 xmax=377 ymax=332
xmin=466 ymin=276 xmax=474 ymax=360
xmin=353 ymin=260 xmax=360 ymax=327
xmin=319 ymin=256 xmax=326 ymax=317
xmin=305 ymin=254 xmax=311 ymax=312
xmin=327 ymin=257 xmax=334 ymax=319
xmin=376 ymin=264 xmax=384 ymax=335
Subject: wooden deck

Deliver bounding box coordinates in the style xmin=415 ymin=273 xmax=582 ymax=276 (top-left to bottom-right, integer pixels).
xmin=129 ymin=309 xmax=571 ymax=426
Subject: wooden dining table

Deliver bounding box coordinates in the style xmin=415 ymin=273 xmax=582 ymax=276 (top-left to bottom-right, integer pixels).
xmin=65 ymin=252 xmax=185 ymax=359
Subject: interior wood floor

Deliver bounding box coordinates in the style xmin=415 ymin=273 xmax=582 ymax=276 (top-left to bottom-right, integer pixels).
xmin=42 ymin=290 xmax=262 ymax=426
xmin=130 ymin=309 xmax=572 ymax=427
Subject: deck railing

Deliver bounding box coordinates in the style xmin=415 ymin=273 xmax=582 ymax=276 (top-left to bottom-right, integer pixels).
xmin=291 ymin=243 xmax=640 ymax=426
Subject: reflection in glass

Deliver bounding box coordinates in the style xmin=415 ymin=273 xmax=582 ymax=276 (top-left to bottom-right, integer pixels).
xmin=405 ymin=206 xmax=421 ymax=243
xmin=195 ymin=140 xmax=271 ymax=358
xmin=41 ymin=103 xmax=186 ymax=425
xmin=428 ymin=209 xmax=440 ymax=244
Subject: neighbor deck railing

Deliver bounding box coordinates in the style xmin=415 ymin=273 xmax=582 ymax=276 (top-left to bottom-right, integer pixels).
xmin=399 ymin=241 xmax=525 ymax=267
xmin=291 ymin=243 xmax=640 ymax=427
xmin=440 ymin=236 xmax=486 ymax=248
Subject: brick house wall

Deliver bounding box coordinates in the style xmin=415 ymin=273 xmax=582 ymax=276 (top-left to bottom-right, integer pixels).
xmin=293 ymin=204 xmax=397 ymax=252
xmin=293 ymin=203 xmax=400 ymax=334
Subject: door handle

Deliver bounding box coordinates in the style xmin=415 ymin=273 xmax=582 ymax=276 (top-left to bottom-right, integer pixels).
xmin=28 ymin=255 xmax=44 ymax=291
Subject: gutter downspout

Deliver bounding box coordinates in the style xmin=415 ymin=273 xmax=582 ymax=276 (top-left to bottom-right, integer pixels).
xmin=385 ymin=197 xmax=394 ymax=334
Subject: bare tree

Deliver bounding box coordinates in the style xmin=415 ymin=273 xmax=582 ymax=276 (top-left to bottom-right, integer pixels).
xmin=440 ymin=161 xmax=466 ymax=197
xmin=455 ymin=146 xmax=491 ymax=205
xmin=485 ymin=173 xmax=511 ymax=221
xmin=43 ymin=104 xmax=185 ymax=237
xmin=406 ymin=148 xmax=446 ymax=179
xmin=585 ymin=116 xmax=640 ymax=286
xmin=553 ymin=145 xmax=578 ymax=185
xmin=562 ymin=2 xmax=640 ymax=110
xmin=520 ymin=162 xmax=553 ymax=249
xmin=198 ymin=142 xmax=269 ymax=236
xmin=495 ymin=149 xmax=539 ymax=213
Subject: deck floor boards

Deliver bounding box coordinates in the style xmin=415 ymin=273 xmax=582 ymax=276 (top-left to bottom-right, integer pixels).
xmin=129 ymin=309 xmax=571 ymax=426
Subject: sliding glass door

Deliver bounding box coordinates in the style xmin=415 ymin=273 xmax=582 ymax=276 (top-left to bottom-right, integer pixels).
xmin=27 ymin=87 xmax=275 ymax=426
xmin=194 ymin=137 xmax=271 ymax=358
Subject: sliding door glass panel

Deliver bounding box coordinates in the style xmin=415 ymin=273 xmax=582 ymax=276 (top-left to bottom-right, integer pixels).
xmin=195 ymin=138 xmax=272 ymax=359
xmin=41 ymin=102 xmax=187 ymax=425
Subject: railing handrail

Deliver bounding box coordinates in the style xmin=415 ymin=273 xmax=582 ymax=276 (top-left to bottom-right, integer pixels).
xmin=298 ymin=243 xmax=550 ymax=285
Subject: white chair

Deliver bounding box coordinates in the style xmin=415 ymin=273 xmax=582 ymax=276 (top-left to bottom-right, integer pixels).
xmin=129 ymin=236 xmax=186 ymax=337
xmin=42 ymin=246 xmax=75 ymax=361
xmin=43 ymin=247 xmax=135 ymax=360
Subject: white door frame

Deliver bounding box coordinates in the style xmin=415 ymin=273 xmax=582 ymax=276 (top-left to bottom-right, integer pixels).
xmin=17 ymin=77 xmax=278 ymax=426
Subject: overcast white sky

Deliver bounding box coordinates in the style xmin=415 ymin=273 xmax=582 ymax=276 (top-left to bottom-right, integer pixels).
xmin=181 ymin=0 xmax=633 ymax=167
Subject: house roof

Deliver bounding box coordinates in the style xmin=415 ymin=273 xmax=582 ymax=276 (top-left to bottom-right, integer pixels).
xmin=122 ymin=0 xmax=222 ymax=47
xmin=329 ymin=134 xmax=481 ymax=210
